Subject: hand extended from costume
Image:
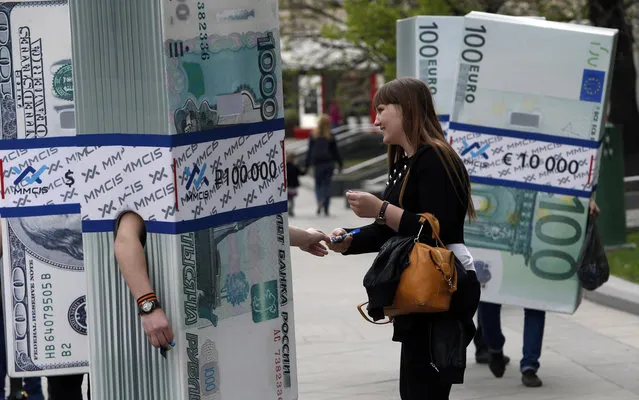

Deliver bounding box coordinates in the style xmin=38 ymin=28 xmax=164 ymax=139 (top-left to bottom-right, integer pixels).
xmin=589 ymin=199 xmax=600 ymax=218
xmin=346 ymin=191 xmax=383 ymax=218
xmin=327 ymin=228 xmax=352 ymax=253
xmin=299 ymin=228 xmax=330 ymax=257
xmin=141 ymin=309 xmax=174 ymax=348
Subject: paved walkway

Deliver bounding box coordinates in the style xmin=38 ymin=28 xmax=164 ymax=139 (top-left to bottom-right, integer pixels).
xmin=290 ymin=180 xmax=639 ymax=400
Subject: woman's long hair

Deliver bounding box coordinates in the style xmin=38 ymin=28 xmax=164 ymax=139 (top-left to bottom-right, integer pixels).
xmin=312 ymin=114 xmax=333 ymax=140
xmin=373 ymin=77 xmax=476 ymax=220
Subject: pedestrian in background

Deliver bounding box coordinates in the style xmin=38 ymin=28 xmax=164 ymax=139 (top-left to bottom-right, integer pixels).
xmin=286 ymin=152 xmax=305 ymax=217
xmin=328 ymin=98 xmax=342 ymax=129
xmin=305 ymin=114 xmax=342 ymax=217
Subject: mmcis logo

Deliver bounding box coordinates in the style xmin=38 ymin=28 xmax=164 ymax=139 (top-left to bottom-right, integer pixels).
xmin=12 ymin=165 xmax=49 ymax=194
xmin=182 ymin=163 xmax=213 ymax=203
xmin=184 ymin=163 xmax=209 ymax=190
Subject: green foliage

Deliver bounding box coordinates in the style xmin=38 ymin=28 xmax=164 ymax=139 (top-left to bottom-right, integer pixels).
xmin=321 ymin=0 xmax=454 ymax=80
xmin=284 ymin=108 xmax=300 ymax=127
xmin=282 ymin=69 xmax=300 ymax=110
xmin=606 ymin=231 xmax=639 ymax=284
xmin=500 ymin=0 xmax=588 ymax=22
xmin=319 ymin=0 xmax=592 ymax=80
xmin=284 ymin=108 xmax=300 ymax=137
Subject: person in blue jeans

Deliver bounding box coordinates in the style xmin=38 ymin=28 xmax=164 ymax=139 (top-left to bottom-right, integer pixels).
xmin=478 ymin=301 xmax=545 ymax=387
xmin=479 ymin=199 xmax=600 ymax=388
xmin=305 ymin=114 xmax=343 ymax=217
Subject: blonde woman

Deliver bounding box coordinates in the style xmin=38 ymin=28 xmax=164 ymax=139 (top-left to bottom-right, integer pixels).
xmin=305 ymin=114 xmax=343 ymax=216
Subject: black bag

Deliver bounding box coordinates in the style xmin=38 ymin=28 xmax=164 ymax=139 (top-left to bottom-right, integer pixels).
xmin=576 ymin=221 xmax=610 ymax=291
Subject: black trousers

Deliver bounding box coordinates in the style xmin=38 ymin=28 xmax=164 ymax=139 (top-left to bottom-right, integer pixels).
xmin=473 ymin=323 xmax=486 ymax=353
xmin=398 ymin=270 xmax=480 ymax=400
xmin=399 ymin=341 xmax=452 ymax=400
xmin=47 ymin=374 xmax=89 ymax=400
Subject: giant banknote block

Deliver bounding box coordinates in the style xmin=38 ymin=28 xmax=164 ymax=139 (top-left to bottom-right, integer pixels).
xmin=396 ymin=15 xmax=545 ymax=133
xmin=0 ymin=0 xmax=88 ymax=377
xmin=396 ymin=16 xmax=463 ymax=132
xmin=449 ymin=12 xmax=618 ymax=313
xmin=67 ymin=0 xmax=299 ymax=399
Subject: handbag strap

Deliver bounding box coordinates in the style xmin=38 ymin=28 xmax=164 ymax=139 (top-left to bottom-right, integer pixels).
xmin=397 ymin=148 xmax=445 ymax=248
xmin=356 ymin=302 xmax=392 ymax=325
xmin=417 ymin=213 xmax=445 ymax=247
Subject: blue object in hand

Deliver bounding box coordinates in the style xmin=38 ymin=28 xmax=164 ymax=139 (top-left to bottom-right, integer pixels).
xmin=331 ymin=228 xmax=360 ymax=243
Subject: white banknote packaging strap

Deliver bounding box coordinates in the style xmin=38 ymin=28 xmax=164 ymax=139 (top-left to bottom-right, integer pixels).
xmin=0 ymin=119 xmax=287 ymax=234
xmin=448 ymin=122 xmax=602 ymax=198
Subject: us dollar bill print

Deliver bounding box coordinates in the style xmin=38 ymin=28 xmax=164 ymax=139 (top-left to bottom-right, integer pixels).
xmin=0 ymin=0 xmax=88 ymax=376
xmin=2 ymin=215 xmax=88 ymax=375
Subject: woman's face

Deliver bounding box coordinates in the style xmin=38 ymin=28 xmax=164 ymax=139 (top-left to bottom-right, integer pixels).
xmin=374 ymin=103 xmax=405 ymax=146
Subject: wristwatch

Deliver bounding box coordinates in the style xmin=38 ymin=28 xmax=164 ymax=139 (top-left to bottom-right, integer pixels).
xmin=375 ymin=201 xmax=390 ymax=225
xmin=138 ymin=298 xmax=161 ymax=315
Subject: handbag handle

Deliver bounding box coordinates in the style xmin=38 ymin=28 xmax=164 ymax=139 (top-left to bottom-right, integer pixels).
xmin=397 ymin=156 xmax=445 ymax=248
xmin=357 ymin=302 xmax=392 ymax=325
xmin=416 ymin=213 xmax=445 ymax=247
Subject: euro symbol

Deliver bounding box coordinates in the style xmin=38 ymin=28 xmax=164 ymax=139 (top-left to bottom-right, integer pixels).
xmin=503 ymin=153 xmax=512 ymax=166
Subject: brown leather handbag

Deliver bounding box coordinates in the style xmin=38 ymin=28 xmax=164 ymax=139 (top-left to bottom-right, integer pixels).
xmin=357 ymin=213 xmax=458 ymax=324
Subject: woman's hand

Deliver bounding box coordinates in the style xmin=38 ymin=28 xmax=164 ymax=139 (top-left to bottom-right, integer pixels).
xmin=327 ymin=228 xmax=352 ymax=253
xmin=345 ymin=191 xmax=383 ymax=218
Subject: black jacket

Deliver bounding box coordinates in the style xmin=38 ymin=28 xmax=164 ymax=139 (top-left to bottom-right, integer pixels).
xmin=305 ymin=136 xmax=343 ymax=170
xmin=363 ymin=235 xmax=413 ymax=321
xmin=345 ymin=144 xmax=477 ymax=384
xmin=286 ymin=161 xmax=304 ymax=188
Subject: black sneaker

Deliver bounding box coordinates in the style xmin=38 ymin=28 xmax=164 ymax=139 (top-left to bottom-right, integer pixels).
xmin=489 ymin=352 xmax=507 ymax=378
xmin=476 ymin=348 xmax=511 ymax=365
xmin=521 ymin=370 xmax=543 ymax=387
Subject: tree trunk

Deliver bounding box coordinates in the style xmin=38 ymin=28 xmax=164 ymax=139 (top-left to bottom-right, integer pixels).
xmin=590 ymin=0 xmax=639 ymax=175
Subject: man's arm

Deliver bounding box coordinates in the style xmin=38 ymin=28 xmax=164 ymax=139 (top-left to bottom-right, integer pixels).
xmin=289 ymin=226 xmax=330 ymax=257
xmin=114 ymin=212 xmax=174 ymax=348
xmin=114 ymin=213 xmax=153 ymax=298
